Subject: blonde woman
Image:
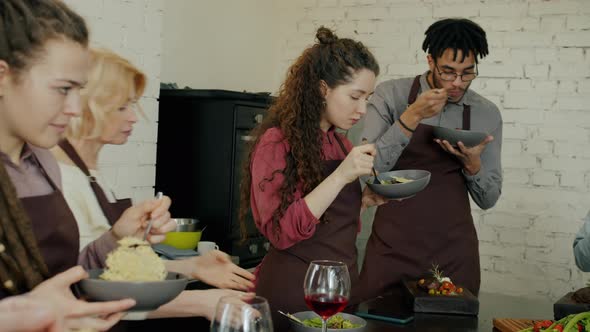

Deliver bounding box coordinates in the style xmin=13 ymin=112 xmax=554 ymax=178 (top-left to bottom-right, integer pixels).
xmin=51 ymin=48 xmax=254 ymax=293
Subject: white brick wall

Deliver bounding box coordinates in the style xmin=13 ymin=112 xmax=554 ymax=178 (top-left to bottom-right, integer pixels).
xmin=64 ymin=0 xmax=163 ymax=202
xmin=69 ymin=0 xmax=589 ymax=301
xmin=276 ymin=0 xmax=590 ymax=300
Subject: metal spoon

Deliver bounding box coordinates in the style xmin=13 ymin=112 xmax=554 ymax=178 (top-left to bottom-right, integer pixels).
xmin=361 ymin=138 xmax=385 ymax=185
xmin=143 ymin=192 xmax=163 ymax=241
xmin=277 ymin=310 xmax=304 ymax=325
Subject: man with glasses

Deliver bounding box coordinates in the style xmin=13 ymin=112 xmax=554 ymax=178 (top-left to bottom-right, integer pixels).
xmin=357 ymin=18 xmax=502 ymax=300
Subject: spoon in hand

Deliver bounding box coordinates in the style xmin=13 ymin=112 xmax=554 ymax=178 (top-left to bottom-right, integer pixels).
xmin=361 ymin=138 xmax=384 ymax=185
xmin=143 ymin=191 xmax=163 ymax=241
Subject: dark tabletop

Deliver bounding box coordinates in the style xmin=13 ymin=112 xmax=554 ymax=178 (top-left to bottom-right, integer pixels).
xmin=347 ymin=291 xmax=553 ymax=332
xmin=120 ymin=282 xmax=554 ymax=332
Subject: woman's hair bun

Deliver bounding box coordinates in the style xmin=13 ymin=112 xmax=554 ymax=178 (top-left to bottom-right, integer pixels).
xmin=316 ymin=26 xmax=338 ymax=45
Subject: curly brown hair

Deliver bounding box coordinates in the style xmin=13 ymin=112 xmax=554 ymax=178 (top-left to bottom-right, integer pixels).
xmin=239 ymin=27 xmax=379 ymax=240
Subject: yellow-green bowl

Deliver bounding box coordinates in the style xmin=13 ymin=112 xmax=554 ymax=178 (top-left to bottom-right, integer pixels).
xmin=161 ymin=231 xmax=202 ymax=250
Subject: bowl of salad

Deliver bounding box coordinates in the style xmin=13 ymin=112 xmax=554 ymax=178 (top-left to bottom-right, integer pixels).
xmin=289 ymin=311 xmax=366 ymax=332
xmin=364 ymin=169 xmax=431 ymax=200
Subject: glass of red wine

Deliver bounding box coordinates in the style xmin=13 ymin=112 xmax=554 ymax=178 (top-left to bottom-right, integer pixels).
xmin=303 ymin=260 xmax=351 ymax=332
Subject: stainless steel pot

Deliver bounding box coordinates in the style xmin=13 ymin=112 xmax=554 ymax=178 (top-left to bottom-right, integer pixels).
xmin=171 ymin=218 xmax=201 ymax=232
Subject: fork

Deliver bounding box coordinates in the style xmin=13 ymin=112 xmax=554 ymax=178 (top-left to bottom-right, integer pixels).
xmin=278 ymin=310 xmax=304 ymax=325
xmin=143 ymin=191 xmax=163 ymax=241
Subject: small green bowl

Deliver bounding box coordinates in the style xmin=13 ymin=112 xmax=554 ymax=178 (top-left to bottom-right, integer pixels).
xmin=161 ymin=218 xmax=202 ymax=250
xmin=161 ymin=231 xmax=202 ymax=250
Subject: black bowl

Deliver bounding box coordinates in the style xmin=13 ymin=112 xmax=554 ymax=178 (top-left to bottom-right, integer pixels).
xmin=78 ymin=269 xmax=188 ymax=312
xmin=364 ymin=170 xmax=431 ymax=199
xmin=432 ymin=126 xmax=487 ymax=147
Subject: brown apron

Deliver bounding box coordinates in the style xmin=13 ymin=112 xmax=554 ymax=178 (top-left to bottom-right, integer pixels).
xmin=358 ymin=75 xmax=480 ymax=301
xmin=58 ymin=140 xmax=137 ymax=332
xmin=255 ymin=134 xmax=362 ymax=331
xmin=58 ymin=139 xmax=132 ymax=225
xmin=19 ymin=152 xmax=80 ymax=276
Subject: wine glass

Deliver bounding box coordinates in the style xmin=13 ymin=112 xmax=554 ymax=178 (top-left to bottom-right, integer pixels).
xmin=303 ymin=260 xmax=351 ymax=332
xmin=210 ymin=294 xmax=273 ymax=332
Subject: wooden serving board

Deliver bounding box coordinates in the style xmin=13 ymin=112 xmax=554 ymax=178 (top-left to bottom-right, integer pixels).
xmin=403 ymin=280 xmax=479 ymax=315
xmin=492 ymin=318 xmax=534 ymax=332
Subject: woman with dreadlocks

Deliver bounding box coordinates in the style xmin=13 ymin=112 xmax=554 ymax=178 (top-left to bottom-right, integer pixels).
xmin=239 ymin=26 xmax=385 ymax=330
xmin=358 ymin=18 xmax=503 ymax=300
xmin=0 ymin=0 xmax=184 ymax=329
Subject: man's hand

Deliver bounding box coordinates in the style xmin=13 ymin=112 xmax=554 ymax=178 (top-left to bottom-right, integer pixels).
xmin=410 ymin=88 xmax=447 ymax=120
xmin=398 ymin=89 xmax=447 ymax=136
xmin=434 ymin=135 xmax=494 ymax=175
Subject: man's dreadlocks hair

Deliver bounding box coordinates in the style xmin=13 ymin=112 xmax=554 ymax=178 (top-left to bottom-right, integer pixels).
xmin=422 ymin=18 xmax=489 ymax=63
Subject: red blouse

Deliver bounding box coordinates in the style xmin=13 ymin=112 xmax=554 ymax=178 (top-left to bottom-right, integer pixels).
xmin=250 ymin=127 xmax=354 ymax=250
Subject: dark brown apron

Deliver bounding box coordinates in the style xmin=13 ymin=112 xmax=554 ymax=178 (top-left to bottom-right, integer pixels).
xmin=255 ymin=134 xmax=362 ymax=331
xmin=19 ymin=152 xmax=80 ymax=276
xmin=358 ymin=75 xmax=480 ymax=301
xmin=58 ymin=140 xmax=138 ymax=332
xmin=58 ymin=139 xmax=132 ymax=225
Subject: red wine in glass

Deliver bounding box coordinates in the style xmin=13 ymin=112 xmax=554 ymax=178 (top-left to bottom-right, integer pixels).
xmin=303 ymin=260 xmax=351 ymax=332
xmin=304 ymin=294 xmax=349 ymax=320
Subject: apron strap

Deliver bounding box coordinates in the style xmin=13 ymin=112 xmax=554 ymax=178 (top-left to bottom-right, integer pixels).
xmin=30 ymin=152 xmax=59 ymax=192
xmin=333 ymin=133 xmax=349 ymax=157
xmin=407 ymin=75 xmax=422 ymax=105
xmin=58 ymin=139 xmax=118 ymax=224
xmin=58 ymin=139 xmax=92 ymax=177
xmin=462 ymin=104 xmax=471 ymax=130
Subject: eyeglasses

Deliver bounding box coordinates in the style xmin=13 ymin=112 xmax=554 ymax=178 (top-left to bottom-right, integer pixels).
xmin=434 ymin=62 xmax=478 ymax=82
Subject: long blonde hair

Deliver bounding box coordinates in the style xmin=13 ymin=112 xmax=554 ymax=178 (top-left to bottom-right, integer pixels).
xmin=66 ymin=48 xmax=146 ymax=140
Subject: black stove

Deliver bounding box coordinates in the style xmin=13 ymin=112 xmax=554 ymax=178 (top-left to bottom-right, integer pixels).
xmin=155 ymin=89 xmax=273 ymax=268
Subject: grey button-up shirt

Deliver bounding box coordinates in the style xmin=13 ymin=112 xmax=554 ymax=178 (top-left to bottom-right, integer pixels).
xmin=574 ymin=211 xmax=590 ymax=272
xmin=361 ymin=72 xmax=503 ymax=209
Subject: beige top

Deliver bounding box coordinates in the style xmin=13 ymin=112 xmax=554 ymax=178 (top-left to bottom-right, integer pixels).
xmin=59 ymin=162 xmax=117 ymax=249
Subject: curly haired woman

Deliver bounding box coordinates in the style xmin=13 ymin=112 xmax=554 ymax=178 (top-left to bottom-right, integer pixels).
xmin=239 ymin=26 xmax=385 ymax=330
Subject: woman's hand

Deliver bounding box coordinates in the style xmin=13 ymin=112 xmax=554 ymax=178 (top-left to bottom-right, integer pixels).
xmin=334 ymin=144 xmax=376 ymax=184
xmin=28 ymin=266 xmax=135 ymax=331
xmin=149 ymin=289 xmax=252 ymax=321
xmin=112 ymin=195 xmax=176 ymax=243
xmin=166 ymin=250 xmax=255 ymax=291
xmin=0 ymin=295 xmax=58 ymax=332
xmin=360 ymin=185 xmax=390 ymax=213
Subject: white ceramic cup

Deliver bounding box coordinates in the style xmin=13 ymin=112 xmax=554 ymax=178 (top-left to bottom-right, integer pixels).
xmin=198 ymin=241 xmax=219 ymax=255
